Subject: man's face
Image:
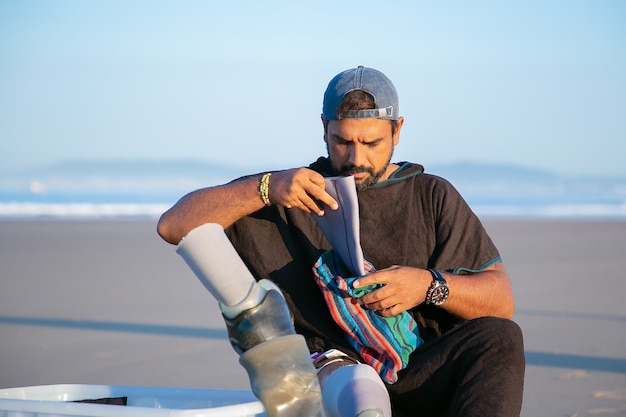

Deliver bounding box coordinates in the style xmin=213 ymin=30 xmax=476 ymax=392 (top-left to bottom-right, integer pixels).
xmin=324 ymin=117 xmax=404 ymax=191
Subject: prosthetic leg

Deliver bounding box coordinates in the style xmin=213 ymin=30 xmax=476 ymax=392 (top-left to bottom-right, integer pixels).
xmin=176 ymin=223 xmax=326 ymax=417
xmin=313 ymin=350 xmax=391 ymax=417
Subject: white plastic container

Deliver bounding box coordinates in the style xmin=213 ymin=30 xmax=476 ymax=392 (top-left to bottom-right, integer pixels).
xmin=0 ymin=384 xmax=266 ymax=417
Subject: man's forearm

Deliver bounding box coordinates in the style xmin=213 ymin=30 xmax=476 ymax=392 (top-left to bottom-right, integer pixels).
xmin=442 ymin=263 xmax=515 ymax=320
xmin=157 ymin=175 xmax=265 ymax=244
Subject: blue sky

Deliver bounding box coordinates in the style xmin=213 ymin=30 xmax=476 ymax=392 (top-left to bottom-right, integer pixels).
xmin=1 ymin=0 xmax=625 ymax=178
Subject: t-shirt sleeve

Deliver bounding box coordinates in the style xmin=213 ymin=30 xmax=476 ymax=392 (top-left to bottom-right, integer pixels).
xmin=427 ymin=176 xmax=501 ymax=273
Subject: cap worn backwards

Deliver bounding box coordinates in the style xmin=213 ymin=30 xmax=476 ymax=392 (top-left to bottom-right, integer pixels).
xmin=322 ymin=66 xmax=399 ymax=121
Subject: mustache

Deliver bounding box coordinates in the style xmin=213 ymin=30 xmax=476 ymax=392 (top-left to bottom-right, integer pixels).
xmin=339 ymin=165 xmax=374 ymax=176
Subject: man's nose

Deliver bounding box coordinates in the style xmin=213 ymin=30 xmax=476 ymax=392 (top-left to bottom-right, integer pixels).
xmin=348 ymin=144 xmax=366 ymax=166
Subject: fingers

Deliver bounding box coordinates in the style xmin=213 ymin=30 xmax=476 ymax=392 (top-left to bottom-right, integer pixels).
xmin=359 ymin=290 xmax=409 ymax=317
xmin=307 ymin=174 xmax=339 ymax=212
xmin=353 ymin=269 xmax=390 ymax=290
xmin=354 ymin=271 xmax=391 ymax=309
xmin=357 ymin=284 xmax=394 ymax=311
xmin=270 ymin=168 xmax=338 ymax=215
xmin=354 ymin=267 xmax=428 ymax=316
xmin=378 ymin=305 xmax=405 ymax=318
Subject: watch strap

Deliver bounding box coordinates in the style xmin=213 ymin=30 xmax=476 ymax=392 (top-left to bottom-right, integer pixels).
xmin=428 ymin=269 xmax=446 ymax=284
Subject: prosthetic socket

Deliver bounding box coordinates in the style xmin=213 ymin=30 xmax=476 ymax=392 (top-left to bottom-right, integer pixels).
xmin=176 ymin=223 xmax=326 ymax=417
xmin=224 ymin=279 xmax=327 ymax=417
xmin=221 ymin=279 xmax=295 ymax=353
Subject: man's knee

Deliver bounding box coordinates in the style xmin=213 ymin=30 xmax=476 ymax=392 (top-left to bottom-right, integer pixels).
xmin=471 ymin=316 xmax=525 ymax=373
xmin=480 ymin=317 xmax=524 ymax=354
xmin=457 ymin=317 xmax=525 ymax=415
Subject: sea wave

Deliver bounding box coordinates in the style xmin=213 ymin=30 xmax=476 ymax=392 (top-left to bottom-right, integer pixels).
xmin=0 ymin=202 xmax=170 ymax=219
xmin=472 ymin=203 xmax=626 ymax=219
xmin=1 ymin=202 xmax=625 ymax=220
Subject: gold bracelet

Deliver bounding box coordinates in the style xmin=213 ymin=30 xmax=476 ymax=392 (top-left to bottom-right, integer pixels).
xmin=259 ymin=173 xmax=272 ymax=206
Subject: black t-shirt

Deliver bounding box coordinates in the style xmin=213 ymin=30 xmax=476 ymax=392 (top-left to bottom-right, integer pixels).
xmin=227 ymin=158 xmax=501 ymax=357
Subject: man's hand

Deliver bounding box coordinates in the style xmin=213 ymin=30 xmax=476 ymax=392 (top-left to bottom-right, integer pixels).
xmin=353 ymin=266 xmax=431 ymax=317
xmin=354 ymin=263 xmax=515 ymax=320
xmin=269 ymin=168 xmax=338 ymax=216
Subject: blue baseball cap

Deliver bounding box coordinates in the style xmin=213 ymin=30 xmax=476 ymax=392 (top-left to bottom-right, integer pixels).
xmin=322 ymin=66 xmax=399 ymax=121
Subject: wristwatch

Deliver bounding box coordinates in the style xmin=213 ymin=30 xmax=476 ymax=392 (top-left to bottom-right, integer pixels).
xmin=425 ymin=269 xmax=449 ymax=306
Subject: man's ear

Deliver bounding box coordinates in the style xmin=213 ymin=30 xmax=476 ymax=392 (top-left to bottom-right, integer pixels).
xmin=393 ymin=116 xmax=405 ymax=146
xmin=321 ymin=116 xmax=328 ymax=143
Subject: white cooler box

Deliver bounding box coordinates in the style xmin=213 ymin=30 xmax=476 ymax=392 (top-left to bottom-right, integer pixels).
xmin=0 ymin=384 xmax=267 ymax=417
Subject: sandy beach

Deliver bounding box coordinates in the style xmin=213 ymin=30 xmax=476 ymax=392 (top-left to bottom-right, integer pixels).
xmin=1 ymin=219 xmax=625 ymax=416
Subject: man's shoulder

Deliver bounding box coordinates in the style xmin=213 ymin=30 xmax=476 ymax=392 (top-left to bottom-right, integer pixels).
xmin=308 ymin=157 xmax=333 ymax=176
xmin=372 ymin=162 xmax=451 ymax=188
xmin=306 ymin=158 xmax=456 ymax=192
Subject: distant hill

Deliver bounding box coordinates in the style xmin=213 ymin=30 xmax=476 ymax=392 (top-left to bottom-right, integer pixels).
xmin=1 ymin=159 xmax=625 ymax=208
xmin=427 ymin=162 xmax=558 ymax=182
xmin=0 ymin=159 xmax=258 ymax=198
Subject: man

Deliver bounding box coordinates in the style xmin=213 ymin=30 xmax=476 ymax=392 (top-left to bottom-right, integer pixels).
xmin=158 ymin=66 xmax=525 ymax=417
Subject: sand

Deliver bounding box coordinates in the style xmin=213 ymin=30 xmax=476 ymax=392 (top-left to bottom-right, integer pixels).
xmin=1 ymin=219 xmax=625 ymax=416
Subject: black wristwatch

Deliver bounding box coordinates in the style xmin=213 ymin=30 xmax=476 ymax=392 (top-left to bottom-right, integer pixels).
xmin=425 ymin=269 xmax=449 ymax=306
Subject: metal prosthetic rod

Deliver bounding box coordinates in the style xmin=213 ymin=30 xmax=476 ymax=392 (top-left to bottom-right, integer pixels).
xmin=176 ymin=223 xmax=326 ymax=417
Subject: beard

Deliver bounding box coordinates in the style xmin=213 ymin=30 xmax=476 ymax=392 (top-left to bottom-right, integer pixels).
xmin=330 ymin=150 xmax=394 ymax=191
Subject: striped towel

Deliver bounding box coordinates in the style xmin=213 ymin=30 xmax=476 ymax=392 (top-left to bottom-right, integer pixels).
xmin=312 ymin=250 xmax=423 ymax=384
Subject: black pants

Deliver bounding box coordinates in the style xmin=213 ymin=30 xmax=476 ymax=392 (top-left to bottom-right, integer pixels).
xmin=387 ymin=317 xmax=525 ymax=417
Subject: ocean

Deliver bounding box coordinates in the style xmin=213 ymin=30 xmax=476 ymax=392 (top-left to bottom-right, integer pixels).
xmin=1 ymin=160 xmax=625 ymax=220
xmin=2 ymin=187 xmax=625 ymax=220
xmin=0 ymin=189 xmax=173 ymax=219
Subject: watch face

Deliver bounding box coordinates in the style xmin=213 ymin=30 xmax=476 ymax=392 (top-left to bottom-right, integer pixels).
xmin=430 ymin=284 xmax=449 ymax=306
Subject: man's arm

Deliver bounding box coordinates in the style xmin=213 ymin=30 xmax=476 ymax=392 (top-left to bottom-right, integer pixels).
xmin=353 ymin=262 xmax=514 ymax=320
xmin=442 ymin=262 xmax=514 ymax=319
xmin=157 ymin=168 xmax=339 ymax=245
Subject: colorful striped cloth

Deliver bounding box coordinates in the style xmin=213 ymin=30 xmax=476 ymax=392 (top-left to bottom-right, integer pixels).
xmin=312 ymin=250 xmax=423 ymax=384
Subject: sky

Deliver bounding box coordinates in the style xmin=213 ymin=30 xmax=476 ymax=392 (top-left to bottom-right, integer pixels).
xmin=1 ymin=0 xmax=625 ymax=178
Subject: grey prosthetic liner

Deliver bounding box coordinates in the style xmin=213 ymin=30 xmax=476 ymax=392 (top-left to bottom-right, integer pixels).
xmin=313 ymin=176 xmax=365 ymax=276
xmin=176 ymin=223 xmax=255 ymax=307
xmin=319 ymin=362 xmax=391 ymax=417
xmin=176 ymin=223 xmax=326 ymax=417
